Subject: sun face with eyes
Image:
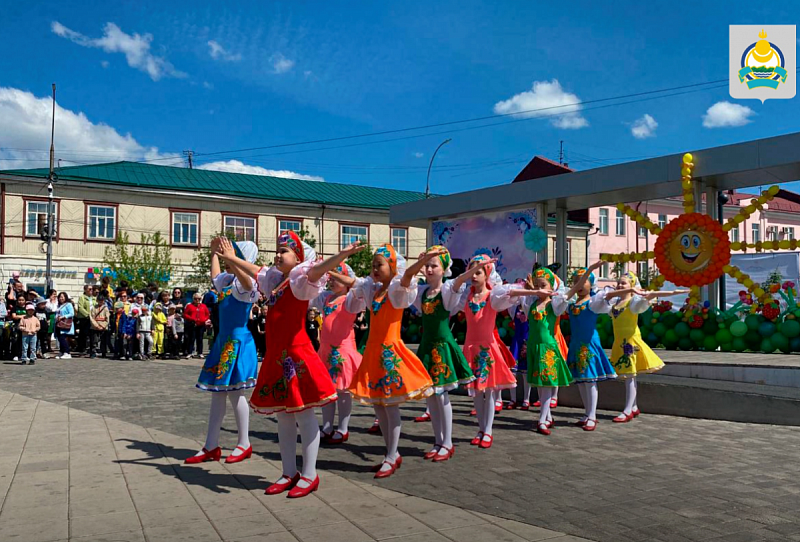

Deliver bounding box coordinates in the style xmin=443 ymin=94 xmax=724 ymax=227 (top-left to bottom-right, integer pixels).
xmin=670 ymin=229 xmax=713 ymax=272
xmin=654 ymin=212 xmax=731 ymax=287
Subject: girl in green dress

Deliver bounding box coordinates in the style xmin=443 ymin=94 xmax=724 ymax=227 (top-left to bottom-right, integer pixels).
xmin=413 ymin=246 xmax=475 ymax=462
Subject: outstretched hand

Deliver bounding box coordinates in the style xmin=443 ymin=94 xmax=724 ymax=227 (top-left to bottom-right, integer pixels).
xmin=215 ymin=237 xmax=237 ymax=260
xmin=341 ymin=240 xmax=367 ymax=257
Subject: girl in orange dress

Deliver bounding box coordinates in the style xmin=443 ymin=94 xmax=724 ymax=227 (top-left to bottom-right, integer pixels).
xmin=347 ymin=245 xmax=441 ymax=478
xmin=220 ymin=233 xmax=365 ymax=498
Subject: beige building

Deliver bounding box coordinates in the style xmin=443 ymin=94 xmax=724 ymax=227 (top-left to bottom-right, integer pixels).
xmin=0 ymin=161 xmax=428 ymax=296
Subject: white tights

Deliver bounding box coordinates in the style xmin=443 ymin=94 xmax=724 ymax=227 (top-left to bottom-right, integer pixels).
xmin=199 ymin=389 xmax=250 ymax=457
xmin=321 ymin=391 xmax=353 ymax=435
xmin=473 ymin=389 xmax=498 ymax=443
xmin=577 ymin=382 xmax=599 ymax=422
xmin=426 ymin=392 xmax=453 ymax=457
xmin=623 ymin=377 xmax=638 ymax=415
xmin=537 ymin=387 xmax=555 ymax=426
xmin=374 ymin=404 xmax=402 ymax=472
xmin=275 ymin=408 xmax=320 ymax=489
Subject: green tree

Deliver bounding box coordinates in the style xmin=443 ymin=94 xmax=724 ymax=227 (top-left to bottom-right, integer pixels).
xmin=102 ymin=232 xmax=174 ymax=291
xmin=296 ymin=227 xmax=317 ymax=249
xmin=346 ymin=237 xmax=374 ymax=278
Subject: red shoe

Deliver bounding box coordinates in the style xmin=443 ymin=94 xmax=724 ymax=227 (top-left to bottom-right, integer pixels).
xmin=424 ymin=445 xmax=441 ymax=460
xmin=374 ymin=459 xmax=398 ymax=479
xmin=287 ymin=476 xmax=319 ymax=498
xmin=520 ymin=401 xmax=530 ymax=411
xmin=550 ymin=398 xmax=558 ymax=408
xmin=574 ymin=418 xmax=588 ymax=427
xmin=224 ymin=445 xmax=252 ymax=464
xmin=367 ymin=420 xmax=382 ymax=435
xmin=478 ymin=435 xmax=494 ymax=449
xmin=432 ymin=446 xmax=454 ymax=462
xmin=612 ymin=412 xmax=634 ymax=423
xmin=632 ymin=407 xmax=641 ymax=418
xmin=494 ymin=403 xmax=502 ymax=413
xmin=320 ymin=430 xmax=334 ymax=444
xmin=328 ymin=431 xmax=349 ymax=444
xmin=533 ymin=400 xmax=541 ymax=407
xmin=371 ymin=455 xmax=402 ymax=472
xmin=184 ymin=447 xmax=221 ymax=464
xmin=414 ymin=412 xmax=431 ymax=422
xmin=536 ymin=423 xmax=551 ymax=436
xmin=582 ymin=420 xmax=598 ymax=432
xmin=470 ymin=432 xmax=484 ymax=446
xmin=505 ymin=401 xmax=517 ymax=410
xmin=469 ymin=409 xmax=477 ymax=416
xmin=265 ymin=473 xmax=300 ymax=495
xmin=546 ymin=419 xmax=554 ymax=429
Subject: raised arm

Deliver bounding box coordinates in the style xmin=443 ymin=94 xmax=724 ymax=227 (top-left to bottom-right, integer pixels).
xmin=563 ymin=260 xmax=604 ymax=300
xmin=210 ymin=237 xmax=222 ymax=280
xmin=329 ymin=271 xmax=356 ymax=289
xmin=215 ymin=237 xmax=253 ymax=291
xmin=451 ymin=258 xmax=497 ymax=292
xmin=400 ymin=247 xmax=448 ymax=288
xmin=638 ymin=288 xmax=690 ymax=300
xmin=604 ymin=287 xmax=637 ymax=301
xmin=508 ymin=288 xmax=554 ymax=298
xmin=307 ymin=241 xmax=366 ymax=285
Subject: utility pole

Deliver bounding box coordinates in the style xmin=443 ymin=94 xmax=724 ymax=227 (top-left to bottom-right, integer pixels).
xmin=425 ymin=138 xmax=451 ymax=199
xmin=183 ymin=150 xmax=194 ymax=169
xmin=44 ymin=83 xmax=56 ymax=292
xmin=558 ymin=140 xmax=564 ymax=165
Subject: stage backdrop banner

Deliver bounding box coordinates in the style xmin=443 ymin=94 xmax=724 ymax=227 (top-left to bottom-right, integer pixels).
xmin=432 ymin=208 xmax=540 ymax=283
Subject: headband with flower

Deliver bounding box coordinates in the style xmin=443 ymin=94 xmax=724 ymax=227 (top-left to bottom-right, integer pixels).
xmin=534 ymin=267 xmax=557 ymax=288
xmin=429 ymin=245 xmax=453 ymax=277
xmin=469 ymin=254 xmax=502 ymax=287
xmin=623 ymin=271 xmax=639 ymax=288
xmin=278 ymin=231 xmax=316 ymax=263
xmin=374 ymin=243 xmax=407 ymax=276
xmin=571 ymin=267 xmax=596 ymax=286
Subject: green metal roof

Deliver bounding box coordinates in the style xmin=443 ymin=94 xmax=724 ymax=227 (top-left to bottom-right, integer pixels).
xmin=0 ymin=161 xmax=429 ymax=210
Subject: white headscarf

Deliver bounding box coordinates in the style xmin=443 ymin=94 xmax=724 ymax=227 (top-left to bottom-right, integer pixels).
xmin=234 ymin=241 xmax=259 ymax=264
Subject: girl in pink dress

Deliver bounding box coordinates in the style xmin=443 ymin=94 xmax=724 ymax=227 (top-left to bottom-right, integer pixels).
xmin=444 ymin=254 xmax=517 ymax=449
xmin=313 ymin=262 xmax=365 ymax=445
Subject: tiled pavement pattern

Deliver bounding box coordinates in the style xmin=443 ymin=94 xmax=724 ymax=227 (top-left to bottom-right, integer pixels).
xmin=3 ymin=358 xmax=800 ymax=541
xmin=0 ymin=390 xmax=587 ymax=542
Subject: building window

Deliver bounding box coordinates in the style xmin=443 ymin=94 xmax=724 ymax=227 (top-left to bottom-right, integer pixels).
xmin=224 ymin=215 xmax=256 ymax=242
xmin=87 ymin=205 xmax=116 ymax=240
xmin=598 ymin=209 xmax=609 ymax=235
xmin=730 ymin=226 xmax=740 ymax=243
xmin=615 ymin=209 xmax=626 ymax=236
xmin=599 ymin=262 xmax=610 ymax=279
xmin=26 ymin=201 xmax=57 ymax=237
xmin=278 ymin=219 xmax=302 ymax=234
xmin=658 ymin=214 xmax=667 ymax=229
xmin=637 ymin=261 xmax=648 ymax=280
xmin=391 ymin=228 xmax=408 ymax=257
xmin=638 ymin=225 xmax=647 ymax=237
xmin=554 ymin=241 xmax=571 ymax=267
xmin=340 ymin=224 xmax=368 ymax=249
xmin=172 ymin=212 xmax=198 ymax=246
xmin=752 ymin=223 xmax=761 ymax=243
xmin=767 ymin=226 xmax=779 ymax=241
xmin=782 ymin=227 xmax=795 ymax=241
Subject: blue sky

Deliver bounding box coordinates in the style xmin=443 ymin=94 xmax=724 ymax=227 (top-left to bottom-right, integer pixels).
xmin=0 ymin=1 xmax=797 ymax=194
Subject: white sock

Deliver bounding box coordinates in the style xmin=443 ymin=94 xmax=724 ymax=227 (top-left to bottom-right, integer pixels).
xmin=426 ymin=395 xmax=443 ymax=449
xmin=623 ymin=377 xmax=637 ymax=415
xmin=577 ymin=383 xmax=589 ymax=422
xmin=200 ymin=392 xmax=227 ymax=454
xmin=295 ymin=408 xmax=320 ymax=488
xmin=538 ymin=388 xmax=553 ymax=425
xmin=552 ymin=387 xmax=559 ymax=401
xmin=473 ymin=392 xmax=486 ymax=434
xmin=586 ymin=382 xmax=598 ymax=421
xmin=321 ymin=402 xmax=336 ymax=435
xmin=375 ymin=405 xmax=401 ymax=472
xmin=483 ymin=390 xmax=497 ymax=438
xmin=337 ymin=392 xmax=352 ymax=434
xmin=440 ymin=393 xmax=453 ymax=451
xmin=227 ymin=390 xmax=250 ymax=455
xmin=523 ymin=382 xmax=531 ymax=403
xmin=275 ymin=412 xmax=298 ymax=481
xmin=633 ymin=378 xmax=639 ymax=410
xmin=374 ymin=405 xmax=390 ymax=449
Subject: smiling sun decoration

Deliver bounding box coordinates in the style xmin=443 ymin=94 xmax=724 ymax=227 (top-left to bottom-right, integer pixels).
xmin=600 ymin=153 xmax=785 ymax=306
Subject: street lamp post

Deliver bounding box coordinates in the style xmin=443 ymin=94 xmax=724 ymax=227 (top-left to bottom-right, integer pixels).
xmin=425 ymin=138 xmax=452 ymax=199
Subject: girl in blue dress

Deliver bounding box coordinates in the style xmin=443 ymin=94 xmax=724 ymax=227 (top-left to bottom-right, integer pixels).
xmin=188 ymin=238 xmax=260 ymax=465
xmin=551 ymin=261 xmax=616 ymax=431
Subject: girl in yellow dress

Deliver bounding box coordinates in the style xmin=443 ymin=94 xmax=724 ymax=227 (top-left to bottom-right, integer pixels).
xmin=604 ymin=271 xmax=687 ymax=423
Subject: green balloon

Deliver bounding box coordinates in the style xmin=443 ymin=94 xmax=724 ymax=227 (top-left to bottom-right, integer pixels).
xmin=771 ymin=332 xmax=789 ymax=351
xmin=790 ymin=337 xmax=800 ymax=352
xmin=745 ymin=330 xmax=762 ymax=347
xmin=703 ymin=320 xmax=718 ymax=336
xmin=730 ymin=321 xmax=748 ymax=337
xmin=731 ymin=337 xmax=747 ymax=352
xmin=715 ymin=329 xmax=733 ymax=344
xmin=653 ymin=323 xmax=667 ymax=338
xmin=780 ymin=319 xmax=800 ymax=338
xmin=758 ymin=322 xmax=776 ymax=337
xmin=761 ymin=338 xmax=775 ymax=353
xmin=678 ymin=338 xmax=694 ymax=350
xmin=703 ymin=336 xmax=718 ymax=351
xmin=719 ymin=342 xmax=733 ymax=352
xmin=745 ymin=314 xmax=761 ymax=331
xmin=664 ymin=330 xmax=679 ymax=345
xmin=675 ymin=322 xmax=690 ymax=338
xmin=689 ymin=329 xmax=705 ymax=344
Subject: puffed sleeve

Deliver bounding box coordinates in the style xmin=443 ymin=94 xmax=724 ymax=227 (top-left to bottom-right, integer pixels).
xmin=442 ymin=280 xmax=469 ymax=314
xmin=288 ymin=260 xmax=327 ymax=301
xmin=344 ymin=288 xmax=367 ymax=314
xmin=589 ymin=289 xmax=614 ymax=314
xmin=412 ymin=284 xmax=429 ymax=313
xmin=212 ymin=272 xmax=234 ymax=292
xmin=255 ymin=266 xmax=284 ymax=297
xmin=388 ymin=276 xmax=418 ymax=309
xmin=551 ymin=294 xmax=569 ymax=315
xmin=490 ymin=284 xmax=521 ymax=312
xmin=215 ymin=272 xmax=258 ymax=304
xmin=309 ymin=291 xmax=333 ymax=313
xmin=346 ymin=277 xmax=374 ymax=313
xmin=629 ymin=294 xmax=651 ymax=314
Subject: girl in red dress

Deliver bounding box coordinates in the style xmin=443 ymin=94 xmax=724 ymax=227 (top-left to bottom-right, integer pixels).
xmin=218 ymin=233 xmax=364 ymax=498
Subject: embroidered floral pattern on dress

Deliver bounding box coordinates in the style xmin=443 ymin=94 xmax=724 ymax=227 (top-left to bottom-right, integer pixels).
xmin=531 ymin=307 xmax=546 ymax=321
xmin=472 ymin=346 xmax=494 ymax=383
xmin=428 ymin=342 xmax=452 ymax=384
xmin=323 ymin=301 xmax=339 ymax=316
xmin=569 ymin=344 xmax=594 ymax=374
xmin=267 ymin=285 xmax=286 ymax=307
xmin=203 ymin=338 xmax=238 ymax=380
xmin=372 ymin=294 xmax=388 ymax=315
xmin=217 ymin=287 xmax=232 ymax=304
xmin=368 ymin=344 xmax=405 ymax=396
xmin=614 ymin=339 xmax=638 ymax=370
xmin=257 ymin=350 xmax=305 ymax=402
xmin=531 ymin=350 xmax=558 ymax=383
xmin=612 ymin=304 xmax=627 ymax=318
xmin=327 ymin=346 xmax=344 ymax=383
xmin=422 ymin=298 xmax=441 ymax=315
xmin=468 ymin=298 xmax=486 ymax=315
xmin=570 ymin=300 xmax=589 ymax=315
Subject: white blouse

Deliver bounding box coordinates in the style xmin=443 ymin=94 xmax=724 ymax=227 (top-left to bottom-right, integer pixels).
xmin=552 ymin=291 xmax=613 ymax=315
xmin=347 ymin=275 xmax=418 ymax=310
xmin=596 ymin=286 xmax=651 ymax=315
xmin=310 ymin=289 xmax=367 ymax=315
xmin=255 ymin=260 xmax=326 ymax=302
xmin=413 ymin=283 xmax=464 ymax=316
xmin=212 ymin=272 xmax=259 ymax=304
xmin=442 ymin=281 xmax=518 ymax=312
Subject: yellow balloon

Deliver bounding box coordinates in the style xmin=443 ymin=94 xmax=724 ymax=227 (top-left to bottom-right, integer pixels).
xmin=743 ymin=279 xmax=753 ymax=288
xmin=768 ymin=185 xmax=780 ymax=196
xmin=681 ymin=167 xmax=692 ymax=177
xmin=616 ymin=203 xmax=626 ymax=211
xmin=685 ymin=193 xmax=694 ymax=201
xmin=730 ymin=242 xmax=741 ymax=250
xmin=683 ymin=153 xmax=693 ymax=164
xmin=753 ymin=288 xmax=765 ymax=297
xmin=746 ymin=205 xmax=756 ymax=214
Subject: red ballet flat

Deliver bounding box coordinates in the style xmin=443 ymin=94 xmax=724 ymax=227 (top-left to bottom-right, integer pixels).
xmin=414 ymin=412 xmax=431 ymax=422
xmin=319 ymin=430 xmax=334 ymax=444
xmin=632 ymin=407 xmax=641 ymax=418
xmin=533 ymin=400 xmax=541 ymax=407
xmin=494 ymin=403 xmax=502 ymax=413
xmin=470 ymin=432 xmax=484 ymax=446
xmin=574 ymin=419 xmax=588 ymax=427
xmin=184 ymin=447 xmax=221 ymax=464
xmin=287 ymin=475 xmax=319 ymax=498
xmin=424 ymin=446 xmax=441 ymax=460
xmin=582 ymin=420 xmax=598 ymax=432
xmin=537 ymin=423 xmax=551 ymax=436
xmin=328 ymin=431 xmax=349 ymax=445
xmin=371 ymin=455 xmax=402 ymax=472
xmin=478 ymin=435 xmax=494 ymax=449
xmin=374 ymin=458 xmax=399 ymax=479
xmin=505 ymin=401 xmax=517 ymax=410
xmin=546 ymin=419 xmax=554 ymax=429
xmin=612 ymin=412 xmax=634 ymax=423
xmin=550 ymin=398 xmax=558 ymax=408
xmin=433 ymin=446 xmax=454 ymax=462
xmin=469 ymin=409 xmax=477 ymax=416
xmin=367 ymin=420 xmax=382 ymax=434
xmin=265 ymin=473 xmax=300 ymax=495
xmin=224 ymin=445 xmax=252 ymax=464
xmin=520 ymin=401 xmax=530 ymax=411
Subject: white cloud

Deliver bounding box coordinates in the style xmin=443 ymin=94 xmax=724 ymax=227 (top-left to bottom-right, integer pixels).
xmin=304 ymin=70 xmax=312 ymax=77
xmin=270 ymin=53 xmax=295 ymax=74
xmin=413 ymin=152 xmax=424 ymax=158
xmin=493 ymin=79 xmax=588 ymax=129
xmin=198 ymin=160 xmax=323 ymax=182
xmin=631 ymin=114 xmax=658 ymax=139
xmin=702 ymin=101 xmax=755 ymax=128
xmin=51 ymin=21 xmax=186 ymax=81
xmin=0 ymin=87 xmax=180 ymax=170
xmin=202 ymin=81 xmax=214 ymax=90
xmin=207 ymin=40 xmax=241 ymax=62
xmin=100 ymin=60 xmax=110 ymax=69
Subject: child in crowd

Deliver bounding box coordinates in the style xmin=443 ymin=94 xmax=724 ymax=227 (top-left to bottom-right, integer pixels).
xmin=35 ymin=298 xmax=50 ymax=358
xmin=19 ymin=303 xmax=40 ymax=365
xmin=170 ymin=307 xmax=185 ymax=359
xmin=152 ymin=303 xmax=168 ymax=358
xmin=115 ymin=304 xmax=135 ymax=360
xmin=89 ymin=295 xmax=110 ymax=359
xmin=136 ymin=304 xmax=154 ymax=360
